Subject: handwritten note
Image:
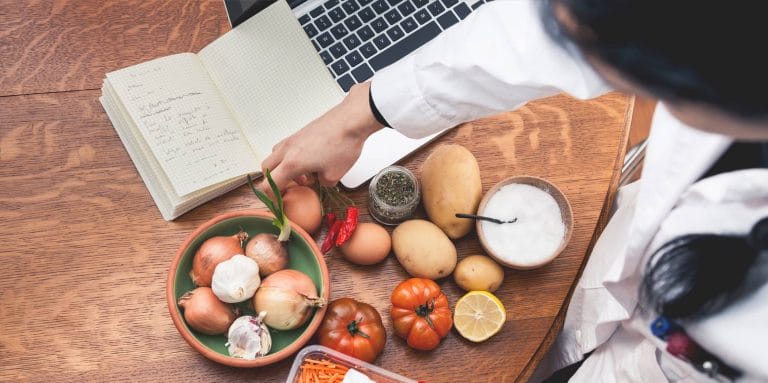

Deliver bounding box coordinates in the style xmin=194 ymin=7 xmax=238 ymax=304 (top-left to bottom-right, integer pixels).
xmin=107 ymin=53 xmax=259 ymax=196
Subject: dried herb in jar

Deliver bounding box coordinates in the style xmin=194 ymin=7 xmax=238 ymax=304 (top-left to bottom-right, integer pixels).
xmin=375 ymin=171 xmax=416 ymax=206
xmin=368 ymin=166 xmax=420 ymax=226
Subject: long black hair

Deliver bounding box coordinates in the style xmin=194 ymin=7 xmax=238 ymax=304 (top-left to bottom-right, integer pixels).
xmin=640 ymin=217 xmax=768 ymax=320
xmin=543 ymin=0 xmax=768 ymax=120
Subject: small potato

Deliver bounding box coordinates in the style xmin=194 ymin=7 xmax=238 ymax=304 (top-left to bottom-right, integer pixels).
xmin=392 ymin=220 xmax=457 ymax=279
xmin=454 ymin=255 xmax=504 ymax=292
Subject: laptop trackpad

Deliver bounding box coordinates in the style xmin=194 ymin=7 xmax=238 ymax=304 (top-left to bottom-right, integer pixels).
xmin=340 ymin=128 xmax=447 ymax=189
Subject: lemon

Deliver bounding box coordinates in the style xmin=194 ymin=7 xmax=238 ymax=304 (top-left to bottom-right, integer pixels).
xmin=453 ymin=291 xmax=506 ymax=342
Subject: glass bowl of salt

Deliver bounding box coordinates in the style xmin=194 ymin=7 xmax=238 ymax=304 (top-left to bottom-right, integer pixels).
xmin=476 ymin=176 xmax=573 ymax=270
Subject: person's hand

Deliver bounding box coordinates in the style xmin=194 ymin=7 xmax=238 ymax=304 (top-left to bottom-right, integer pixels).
xmin=261 ymin=81 xmax=384 ymax=190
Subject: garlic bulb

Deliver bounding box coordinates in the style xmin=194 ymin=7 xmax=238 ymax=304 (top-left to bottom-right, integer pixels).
xmin=226 ymin=313 xmax=272 ymax=359
xmin=211 ymin=254 xmax=260 ymax=303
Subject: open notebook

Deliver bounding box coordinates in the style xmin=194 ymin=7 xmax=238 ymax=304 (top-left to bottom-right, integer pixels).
xmin=101 ymin=1 xmax=344 ymax=220
xmin=102 ymin=0 xmax=450 ymax=220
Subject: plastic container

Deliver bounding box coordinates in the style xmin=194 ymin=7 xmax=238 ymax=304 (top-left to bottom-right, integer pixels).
xmin=286 ymin=345 xmax=418 ymax=383
xmin=368 ymin=165 xmax=420 ymax=226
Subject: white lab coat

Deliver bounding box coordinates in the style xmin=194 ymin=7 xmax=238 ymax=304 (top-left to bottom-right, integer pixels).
xmin=369 ymin=0 xmax=768 ymax=381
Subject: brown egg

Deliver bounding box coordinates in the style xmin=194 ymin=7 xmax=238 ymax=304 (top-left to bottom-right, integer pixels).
xmin=340 ymin=223 xmax=392 ymax=265
xmin=282 ymin=186 xmax=322 ymax=234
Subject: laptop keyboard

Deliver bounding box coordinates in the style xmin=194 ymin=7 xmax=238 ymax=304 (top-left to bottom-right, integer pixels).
xmin=299 ymin=0 xmax=490 ymax=92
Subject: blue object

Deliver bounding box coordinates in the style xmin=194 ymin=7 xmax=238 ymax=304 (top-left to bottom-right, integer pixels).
xmin=651 ymin=316 xmax=679 ymax=339
xmin=651 ymin=316 xmax=670 ymax=338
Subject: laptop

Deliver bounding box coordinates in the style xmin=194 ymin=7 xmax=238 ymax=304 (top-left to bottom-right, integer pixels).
xmin=224 ymin=0 xmax=488 ymax=188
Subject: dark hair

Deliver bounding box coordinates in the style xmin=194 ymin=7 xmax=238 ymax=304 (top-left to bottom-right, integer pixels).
xmin=640 ymin=217 xmax=768 ymax=320
xmin=544 ymin=0 xmax=768 ymax=120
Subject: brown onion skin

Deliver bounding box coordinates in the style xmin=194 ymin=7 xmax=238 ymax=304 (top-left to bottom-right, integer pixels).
xmin=261 ymin=269 xmax=318 ymax=297
xmin=190 ymin=231 xmax=247 ymax=286
xmin=245 ymin=233 xmax=288 ymax=276
xmin=177 ymin=287 xmax=236 ymax=335
xmin=253 ymin=269 xmax=324 ymax=330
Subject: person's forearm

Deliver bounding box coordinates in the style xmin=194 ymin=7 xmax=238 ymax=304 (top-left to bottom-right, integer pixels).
xmin=371 ymin=0 xmax=611 ymax=138
xmin=343 ymin=81 xmax=385 ymax=139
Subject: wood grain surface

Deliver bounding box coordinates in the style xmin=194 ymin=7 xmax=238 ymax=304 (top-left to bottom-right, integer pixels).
xmin=0 ymin=0 xmax=229 ymax=96
xmin=0 ymin=1 xmax=632 ymax=382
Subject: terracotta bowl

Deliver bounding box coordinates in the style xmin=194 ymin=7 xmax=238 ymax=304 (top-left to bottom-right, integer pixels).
xmin=476 ymin=176 xmax=574 ymax=270
xmin=166 ymin=210 xmax=330 ymax=367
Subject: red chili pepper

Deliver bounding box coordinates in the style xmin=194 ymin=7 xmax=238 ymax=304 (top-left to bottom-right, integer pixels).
xmin=666 ymin=331 xmax=700 ymax=361
xmin=321 ymin=220 xmax=343 ymax=253
xmin=335 ymin=206 xmax=359 ymax=247
xmin=325 ymin=212 xmax=336 ymax=228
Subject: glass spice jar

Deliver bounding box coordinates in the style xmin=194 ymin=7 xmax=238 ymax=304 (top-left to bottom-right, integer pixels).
xmin=368 ymin=165 xmax=420 ymax=226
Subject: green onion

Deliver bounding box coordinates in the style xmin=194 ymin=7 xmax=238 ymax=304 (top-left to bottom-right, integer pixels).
xmin=247 ymin=169 xmax=291 ymax=241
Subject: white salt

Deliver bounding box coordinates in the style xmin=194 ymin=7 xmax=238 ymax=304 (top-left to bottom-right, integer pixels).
xmin=481 ymin=183 xmax=565 ymax=267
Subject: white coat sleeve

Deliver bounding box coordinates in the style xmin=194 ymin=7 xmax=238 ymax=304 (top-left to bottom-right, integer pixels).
xmin=370 ymin=0 xmax=611 ymax=138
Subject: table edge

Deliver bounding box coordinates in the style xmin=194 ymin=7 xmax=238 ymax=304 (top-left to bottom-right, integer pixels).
xmin=515 ymin=94 xmax=635 ymax=382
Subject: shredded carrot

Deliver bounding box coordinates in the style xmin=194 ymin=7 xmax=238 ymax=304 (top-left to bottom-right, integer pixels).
xmin=297 ymin=358 xmax=353 ymax=383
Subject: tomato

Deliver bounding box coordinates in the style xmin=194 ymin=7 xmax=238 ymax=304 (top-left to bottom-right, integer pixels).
xmin=390 ymin=278 xmax=453 ymax=351
xmin=318 ymin=298 xmax=387 ymax=362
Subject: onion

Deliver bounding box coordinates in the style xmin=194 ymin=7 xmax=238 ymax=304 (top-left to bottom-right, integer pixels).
xmin=253 ymin=269 xmax=325 ymax=330
xmin=177 ymin=287 xmax=237 ymax=335
xmin=245 ymin=233 xmax=288 ymax=276
xmin=190 ymin=231 xmax=248 ymax=286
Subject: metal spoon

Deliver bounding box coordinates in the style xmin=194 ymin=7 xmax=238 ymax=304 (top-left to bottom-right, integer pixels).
xmin=455 ymin=213 xmax=518 ymax=224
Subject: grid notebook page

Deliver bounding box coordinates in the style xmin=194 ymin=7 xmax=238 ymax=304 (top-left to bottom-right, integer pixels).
xmin=107 ymin=53 xmax=259 ymax=197
xmin=199 ymin=0 xmax=344 ymax=158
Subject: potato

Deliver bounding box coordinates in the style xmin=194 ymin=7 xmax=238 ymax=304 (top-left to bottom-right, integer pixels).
xmin=454 ymin=255 xmax=505 ymax=292
xmin=420 ymin=144 xmax=482 ymax=239
xmin=392 ymin=220 xmax=457 ymax=279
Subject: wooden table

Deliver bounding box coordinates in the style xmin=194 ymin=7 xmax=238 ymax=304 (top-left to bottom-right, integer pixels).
xmin=0 ymin=1 xmax=632 ymax=381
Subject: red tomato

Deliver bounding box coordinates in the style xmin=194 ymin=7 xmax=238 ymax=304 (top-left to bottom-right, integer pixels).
xmin=318 ymin=298 xmax=387 ymax=362
xmin=390 ymin=278 xmax=452 ymax=351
